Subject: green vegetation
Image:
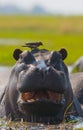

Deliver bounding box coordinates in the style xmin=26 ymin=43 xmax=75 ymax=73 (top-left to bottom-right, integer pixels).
xmin=0 ymin=118 xmax=81 ymax=129
xmin=0 ymin=15 xmax=83 ymax=66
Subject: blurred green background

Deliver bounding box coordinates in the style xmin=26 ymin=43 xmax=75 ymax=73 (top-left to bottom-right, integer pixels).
xmin=0 ymin=15 xmax=83 ymax=66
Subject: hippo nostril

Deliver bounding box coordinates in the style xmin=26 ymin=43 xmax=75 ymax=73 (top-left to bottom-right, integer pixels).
xmin=35 ymin=67 xmax=40 ymax=73
xmin=40 ymin=67 xmax=52 ymax=80
xmin=46 ymin=66 xmax=52 ymax=73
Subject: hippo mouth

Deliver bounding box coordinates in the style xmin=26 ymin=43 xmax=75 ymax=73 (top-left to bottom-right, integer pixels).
xmin=18 ymin=89 xmax=65 ymax=124
xmin=21 ymin=90 xmax=64 ymax=103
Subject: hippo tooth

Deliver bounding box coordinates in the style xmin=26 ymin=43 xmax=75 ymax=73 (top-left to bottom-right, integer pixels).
xmin=20 ymin=91 xmax=65 ymax=104
xmin=27 ymin=99 xmax=35 ymax=102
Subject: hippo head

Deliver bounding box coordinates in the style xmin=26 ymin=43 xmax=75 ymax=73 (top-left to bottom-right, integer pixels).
xmin=5 ymin=47 xmax=73 ymax=124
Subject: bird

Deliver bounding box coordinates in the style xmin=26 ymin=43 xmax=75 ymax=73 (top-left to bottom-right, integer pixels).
xmin=22 ymin=41 xmax=43 ymax=50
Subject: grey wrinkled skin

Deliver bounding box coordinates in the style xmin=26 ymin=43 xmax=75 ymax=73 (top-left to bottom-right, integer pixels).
xmin=0 ymin=47 xmax=82 ymax=124
xmin=70 ymin=56 xmax=83 ymax=72
xmin=70 ymin=72 xmax=83 ymax=104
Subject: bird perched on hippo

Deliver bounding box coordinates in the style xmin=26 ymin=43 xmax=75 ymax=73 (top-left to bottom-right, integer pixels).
xmin=0 ymin=42 xmax=83 ymax=124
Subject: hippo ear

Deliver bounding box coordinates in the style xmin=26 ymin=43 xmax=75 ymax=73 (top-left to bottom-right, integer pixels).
xmin=59 ymin=48 xmax=67 ymax=60
xmin=13 ymin=49 xmax=22 ymax=60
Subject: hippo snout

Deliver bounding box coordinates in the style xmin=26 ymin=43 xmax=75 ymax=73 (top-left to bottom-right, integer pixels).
xmin=17 ymin=65 xmax=67 ymax=93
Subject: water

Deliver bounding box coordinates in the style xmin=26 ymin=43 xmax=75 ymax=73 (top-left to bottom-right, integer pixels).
xmin=68 ymin=65 xmax=73 ymax=73
xmin=0 ymin=66 xmax=11 ymax=90
xmin=0 ymin=38 xmax=19 ymax=45
xmin=0 ymin=119 xmax=83 ymax=130
xmin=0 ymin=38 xmax=31 ymax=45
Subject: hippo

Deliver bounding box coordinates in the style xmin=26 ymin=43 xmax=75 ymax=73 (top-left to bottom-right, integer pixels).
xmin=70 ymin=56 xmax=83 ymax=73
xmin=70 ymin=72 xmax=83 ymax=104
xmin=0 ymin=42 xmax=83 ymax=124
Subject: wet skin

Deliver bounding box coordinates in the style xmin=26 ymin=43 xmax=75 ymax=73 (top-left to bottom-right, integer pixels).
xmin=3 ymin=47 xmax=82 ymax=124
xmin=70 ymin=72 xmax=83 ymax=104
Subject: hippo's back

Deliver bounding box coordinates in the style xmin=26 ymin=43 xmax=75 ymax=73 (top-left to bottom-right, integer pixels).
xmin=70 ymin=72 xmax=83 ymax=104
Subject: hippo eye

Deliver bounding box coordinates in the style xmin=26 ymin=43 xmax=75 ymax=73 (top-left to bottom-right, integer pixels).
xmin=48 ymin=51 xmax=61 ymax=66
xmin=20 ymin=51 xmax=36 ymax=65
